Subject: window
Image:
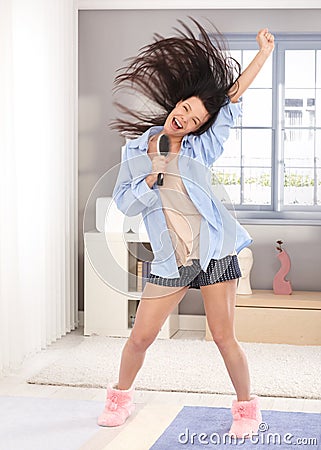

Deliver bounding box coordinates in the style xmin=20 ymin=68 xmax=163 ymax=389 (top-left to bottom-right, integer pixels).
xmin=211 ymin=34 xmax=321 ymax=221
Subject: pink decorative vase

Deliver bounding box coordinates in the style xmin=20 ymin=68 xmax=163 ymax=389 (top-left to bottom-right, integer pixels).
xmin=273 ymin=249 xmax=292 ymax=295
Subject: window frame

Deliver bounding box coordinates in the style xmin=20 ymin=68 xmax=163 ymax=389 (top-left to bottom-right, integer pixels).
xmin=222 ymin=33 xmax=321 ymax=224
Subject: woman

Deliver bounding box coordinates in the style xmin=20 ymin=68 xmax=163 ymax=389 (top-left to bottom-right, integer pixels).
xmin=98 ymin=18 xmax=274 ymax=439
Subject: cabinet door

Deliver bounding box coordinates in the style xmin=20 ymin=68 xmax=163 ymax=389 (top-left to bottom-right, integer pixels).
xmin=84 ymin=235 xmax=128 ymax=335
xmin=85 ymin=234 xmax=128 ymax=292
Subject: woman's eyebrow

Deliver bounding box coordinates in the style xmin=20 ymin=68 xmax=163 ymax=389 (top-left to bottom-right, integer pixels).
xmin=185 ymin=102 xmax=201 ymax=123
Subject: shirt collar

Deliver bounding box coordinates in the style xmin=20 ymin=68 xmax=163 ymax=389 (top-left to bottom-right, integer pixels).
xmin=126 ymin=126 xmax=191 ymax=152
xmin=127 ymin=126 xmax=164 ymax=151
xmin=182 ymin=134 xmax=190 ymax=148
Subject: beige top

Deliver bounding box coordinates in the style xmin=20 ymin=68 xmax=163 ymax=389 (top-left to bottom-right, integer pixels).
xmin=158 ymin=152 xmax=202 ymax=267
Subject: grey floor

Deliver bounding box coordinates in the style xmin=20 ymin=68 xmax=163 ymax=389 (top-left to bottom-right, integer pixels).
xmin=1 ymin=328 xmax=320 ymax=450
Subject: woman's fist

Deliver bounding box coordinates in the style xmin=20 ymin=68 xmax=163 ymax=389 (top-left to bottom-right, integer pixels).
xmin=256 ymin=28 xmax=275 ymax=54
xmin=151 ymin=154 xmax=168 ymax=177
xmin=145 ymin=155 xmax=168 ymax=187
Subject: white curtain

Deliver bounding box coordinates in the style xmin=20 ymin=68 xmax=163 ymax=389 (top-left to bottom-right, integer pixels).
xmin=0 ymin=0 xmax=78 ymax=375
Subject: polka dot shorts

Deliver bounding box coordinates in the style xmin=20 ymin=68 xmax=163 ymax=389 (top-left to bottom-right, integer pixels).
xmin=147 ymin=254 xmax=242 ymax=289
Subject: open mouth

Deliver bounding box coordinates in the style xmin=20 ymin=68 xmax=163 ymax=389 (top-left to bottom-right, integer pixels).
xmin=172 ymin=117 xmax=183 ymax=130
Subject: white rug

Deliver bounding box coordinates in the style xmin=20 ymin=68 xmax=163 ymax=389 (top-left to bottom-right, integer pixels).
xmin=27 ymin=336 xmax=321 ymax=399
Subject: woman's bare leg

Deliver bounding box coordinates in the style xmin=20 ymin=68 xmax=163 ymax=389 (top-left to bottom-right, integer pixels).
xmin=201 ymin=279 xmax=251 ymax=401
xmin=117 ymin=282 xmax=189 ymax=390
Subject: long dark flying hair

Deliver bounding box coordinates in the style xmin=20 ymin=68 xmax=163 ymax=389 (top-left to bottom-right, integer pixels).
xmin=110 ymin=17 xmax=241 ymax=138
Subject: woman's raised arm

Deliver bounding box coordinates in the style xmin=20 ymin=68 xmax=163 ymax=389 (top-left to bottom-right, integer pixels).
xmin=228 ymin=28 xmax=275 ymax=103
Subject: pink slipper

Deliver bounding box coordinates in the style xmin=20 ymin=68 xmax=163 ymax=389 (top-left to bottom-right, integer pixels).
xmin=228 ymin=395 xmax=262 ymax=438
xmin=97 ymin=382 xmax=135 ymax=427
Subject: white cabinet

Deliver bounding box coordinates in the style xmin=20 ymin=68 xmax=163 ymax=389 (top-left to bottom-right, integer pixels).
xmin=84 ymin=231 xmax=179 ymax=338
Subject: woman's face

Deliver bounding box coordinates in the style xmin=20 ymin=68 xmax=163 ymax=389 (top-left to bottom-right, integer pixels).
xmin=163 ymin=96 xmax=210 ymax=137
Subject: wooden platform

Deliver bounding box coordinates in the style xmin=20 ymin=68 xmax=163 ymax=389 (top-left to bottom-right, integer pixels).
xmin=205 ymin=290 xmax=321 ymax=345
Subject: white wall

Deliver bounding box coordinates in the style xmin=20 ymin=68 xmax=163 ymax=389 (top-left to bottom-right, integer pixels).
xmin=78 ymin=9 xmax=321 ymax=314
xmin=244 ymin=224 xmax=321 ymax=291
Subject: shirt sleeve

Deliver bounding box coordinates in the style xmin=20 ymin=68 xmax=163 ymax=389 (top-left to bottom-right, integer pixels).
xmin=195 ymin=98 xmax=242 ymax=167
xmin=112 ymin=144 xmax=158 ymax=217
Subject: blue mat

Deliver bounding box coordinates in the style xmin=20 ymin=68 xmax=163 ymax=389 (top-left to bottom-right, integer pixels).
xmin=150 ymin=406 xmax=321 ymax=449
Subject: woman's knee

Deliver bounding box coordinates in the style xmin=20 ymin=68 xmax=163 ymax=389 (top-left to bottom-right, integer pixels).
xmin=127 ymin=331 xmax=158 ymax=352
xmin=210 ymin=330 xmax=236 ymax=350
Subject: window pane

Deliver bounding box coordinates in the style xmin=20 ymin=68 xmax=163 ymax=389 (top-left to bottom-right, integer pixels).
xmin=316 ymin=130 xmax=321 ymax=167
xmin=318 ymin=169 xmax=321 ymax=205
xmin=285 ymin=50 xmax=315 ymax=88
xmin=242 ymin=89 xmax=272 ymax=127
xmin=218 ymin=128 xmax=241 ymax=167
xmin=316 ymin=89 xmax=321 ymax=127
xmin=284 ymin=89 xmax=315 ymax=128
xmin=284 ymin=129 xmax=315 ymax=168
xmin=284 ymin=168 xmax=314 ymax=206
xmin=243 ymin=50 xmax=272 ymax=88
xmin=229 ymin=50 xmax=242 ymax=66
xmin=316 ymin=50 xmax=321 ymax=88
xmin=242 ymin=129 xmax=272 ymax=167
xmin=211 ymin=168 xmax=241 ymax=205
xmin=223 ymin=49 xmax=242 ymax=81
xmin=243 ymin=168 xmax=271 ymax=205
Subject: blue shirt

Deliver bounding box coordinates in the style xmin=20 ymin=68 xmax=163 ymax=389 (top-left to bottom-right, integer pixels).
xmin=112 ymin=98 xmax=252 ymax=278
